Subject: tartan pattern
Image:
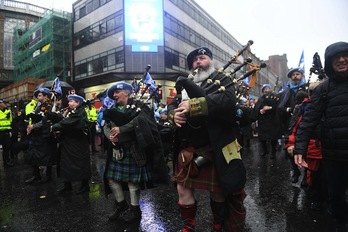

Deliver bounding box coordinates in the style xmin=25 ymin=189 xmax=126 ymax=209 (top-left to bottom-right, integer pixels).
xmin=106 ymin=147 xmax=151 ymax=183
xmin=175 ymin=147 xmax=222 ymax=193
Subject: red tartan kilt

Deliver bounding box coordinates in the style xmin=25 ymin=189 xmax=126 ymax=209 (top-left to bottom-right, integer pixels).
xmin=174 ymin=148 xmax=222 ymax=193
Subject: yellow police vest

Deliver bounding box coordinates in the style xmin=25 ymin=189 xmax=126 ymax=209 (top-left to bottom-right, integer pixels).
xmin=85 ymin=106 xmax=98 ymax=122
xmin=0 ymin=109 xmax=12 ymax=131
xmin=25 ymin=99 xmax=37 ymax=115
xmin=25 ymin=99 xmax=37 ymax=125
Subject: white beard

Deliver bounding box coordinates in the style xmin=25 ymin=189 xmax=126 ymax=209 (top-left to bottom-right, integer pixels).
xmin=182 ymin=65 xmax=215 ymax=100
xmin=193 ymin=65 xmax=215 ymax=86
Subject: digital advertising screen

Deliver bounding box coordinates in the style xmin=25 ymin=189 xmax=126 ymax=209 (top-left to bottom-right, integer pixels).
xmin=124 ymin=0 xmax=164 ymax=52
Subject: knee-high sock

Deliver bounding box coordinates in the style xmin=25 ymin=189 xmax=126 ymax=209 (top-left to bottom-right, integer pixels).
xmin=178 ymin=201 xmax=197 ymax=231
xmin=128 ymin=183 xmax=140 ymax=206
xmin=109 ymin=181 xmax=125 ymax=202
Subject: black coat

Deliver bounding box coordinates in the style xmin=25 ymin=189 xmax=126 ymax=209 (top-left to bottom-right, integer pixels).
xmin=168 ymin=71 xmax=246 ymax=195
xmin=294 ymin=77 xmax=348 ymax=162
xmin=277 ymin=85 xmax=307 ymax=135
xmin=253 ymin=93 xmax=281 ymax=140
xmin=51 ymin=105 xmax=91 ymax=181
xmin=103 ymin=98 xmax=168 ymax=197
xmin=25 ymin=100 xmax=57 ymax=166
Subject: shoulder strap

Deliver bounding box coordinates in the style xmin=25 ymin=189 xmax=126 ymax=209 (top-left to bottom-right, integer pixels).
xmin=320 ymin=79 xmax=330 ymax=119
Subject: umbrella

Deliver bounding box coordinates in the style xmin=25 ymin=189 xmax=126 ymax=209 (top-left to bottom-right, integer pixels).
xmin=36 ymin=80 xmax=74 ymax=89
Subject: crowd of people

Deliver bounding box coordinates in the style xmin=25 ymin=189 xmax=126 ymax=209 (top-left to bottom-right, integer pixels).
xmin=0 ymin=41 xmax=347 ymax=232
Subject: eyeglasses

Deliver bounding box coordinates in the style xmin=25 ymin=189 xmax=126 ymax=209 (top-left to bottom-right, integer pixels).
xmin=333 ymin=53 xmax=348 ymax=59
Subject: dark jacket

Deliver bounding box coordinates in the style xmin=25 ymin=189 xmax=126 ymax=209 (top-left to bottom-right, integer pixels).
xmin=103 ymin=98 xmax=168 ymax=197
xmin=51 ymin=104 xmax=91 ymax=181
xmin=277 ymin=85 xmax=307 ymax=135
xmin=25 ymin=99 xmax=57 ymax=166
xmin=294 ymin=41 xmax=348 ymax=161
xmin=252 ymin=92 xmax=281 ymax=140
xmin=168 ymin=70 xmax=246 ymax=194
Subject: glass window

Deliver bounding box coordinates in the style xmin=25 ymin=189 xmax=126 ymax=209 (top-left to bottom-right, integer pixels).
xmin=106 ymin=18 xmax=115 ymax=33
xmin=86 ymin=2 xmax=93 ymax=14
xmin=115 ymin=50 xmax=124 ymax=64
xmin=99 ymin=21 xmax=106 ymax=36
xmin=74 ymin=8 xmax=80 ymax=21
xmin=80 ymin=6 xmax=86 ymax=18
xmin=92 ymin=0 xmax=100 ymax=10
xmin=75 ymin=63 xmax=87 ymax=76
xmin=115 ymin=15 xmax=123 ymax=28
xmin=108 ymin=53 xmax=115 ymax=66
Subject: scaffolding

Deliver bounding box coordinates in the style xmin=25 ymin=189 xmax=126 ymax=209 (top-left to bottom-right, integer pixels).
xmin=13 ymin=9 xmax=72 ymax=82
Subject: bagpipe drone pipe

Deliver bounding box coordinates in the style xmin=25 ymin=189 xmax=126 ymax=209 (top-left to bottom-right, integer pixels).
xmin=103 ymin=65 xmax=162 ymax=127
xmin=174 ymin=41 xmax=266 ymax=102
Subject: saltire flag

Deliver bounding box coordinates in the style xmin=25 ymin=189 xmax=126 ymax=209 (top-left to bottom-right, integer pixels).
xmin=96 ymin=89 xmax=114 ymax=109
xmin=52 ymin=77 xmax=62 ymax=95
xmin=283 ymin=80 xmax=289 ymax=90
xmin=143 ymin=72 xmax=156 ymax=92
xmin=242 ymin=76 xmax=250 ymax=86
xmin=298 ymin=50 xmax=306 ymax=84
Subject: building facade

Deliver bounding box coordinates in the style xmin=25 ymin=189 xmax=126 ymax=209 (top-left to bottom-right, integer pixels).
xmin=72 ymin=0 xmax=278 ymax=103
xmin=0 ymin=0 xmax=47 ymax=90
xmin=0 ymin=0 xmax=280 ymax=104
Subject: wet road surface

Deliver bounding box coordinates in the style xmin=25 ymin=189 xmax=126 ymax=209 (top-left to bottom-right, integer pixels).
xmin=0 ymin=139 xmax=336 ymax=231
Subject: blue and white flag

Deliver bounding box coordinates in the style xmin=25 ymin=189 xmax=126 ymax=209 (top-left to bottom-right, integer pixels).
xmin=242 ymin=76 xmax=250 ymax=86
xmin=52 ymin=77 xmax=62 ymax=95
xmin=298 ymin=50 xmax=306 ymax=84
xmin=97 ymin=90 xmax=115 ymax=109
xmin=143 ymin=72 xmax=157 ymax=92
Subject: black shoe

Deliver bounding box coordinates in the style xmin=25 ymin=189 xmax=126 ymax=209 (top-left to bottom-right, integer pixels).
xmin=108 ymin=200 xmax=129 ymax=220
xmin=123 ymin=205 xmax=141 ymax=223
xmin=25 ymin=176 xmax=41 ymax=184
xmin=57 ymin=182 xmax=72 ymax=194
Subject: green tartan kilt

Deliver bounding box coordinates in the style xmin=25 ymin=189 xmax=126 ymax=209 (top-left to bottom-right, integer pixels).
xmin=106 ymin=146 xmax=152 ymax=183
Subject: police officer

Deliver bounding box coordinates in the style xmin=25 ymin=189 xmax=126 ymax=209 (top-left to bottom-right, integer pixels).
xmin=0 ymin=99 xmax=14 ymax=167
xmin=85 ymin=103 xmax=98 ymax=152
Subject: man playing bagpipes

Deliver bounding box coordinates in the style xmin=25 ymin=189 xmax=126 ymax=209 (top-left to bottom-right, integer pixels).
xmin=168 ymin=47 xmax=247 ymax=232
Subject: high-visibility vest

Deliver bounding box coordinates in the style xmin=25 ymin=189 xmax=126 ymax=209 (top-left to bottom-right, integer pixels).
xmin=85 ymin=106 xmax=98 ymax=122
xmin=25 ymin=99 xmax=37 ymax=115
xmin=0 ymin=109 xmax=12 ymax=131
xmin=25 ymin=99 xmax=37 ymax=125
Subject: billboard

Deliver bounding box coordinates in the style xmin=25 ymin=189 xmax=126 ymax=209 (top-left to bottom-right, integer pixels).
xmin=124 ymin=0 xmax=164 ymax=52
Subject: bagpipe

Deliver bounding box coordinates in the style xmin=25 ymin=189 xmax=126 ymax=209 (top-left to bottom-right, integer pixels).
xmin=308 ymin=52 xmax=327 ymax=82
xmin=174 ymin=40 xmax=266 ymax=104
xmin=104 ymin=65 xmax=162 ymax=127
